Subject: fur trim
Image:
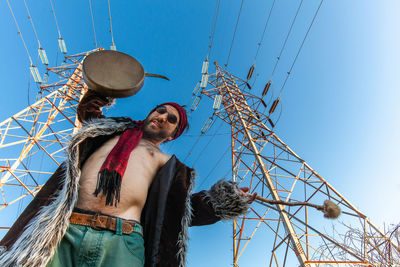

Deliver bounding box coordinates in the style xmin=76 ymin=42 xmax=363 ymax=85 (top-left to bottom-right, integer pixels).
xmin=176 ymin=170 xmax=196 ymax=267
xmin=0 ymin=118 xmax=133 ymax=267
xmin=204 ymin=179 xmax=251 ymax=220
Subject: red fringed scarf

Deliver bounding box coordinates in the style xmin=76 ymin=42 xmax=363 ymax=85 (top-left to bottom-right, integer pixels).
xmin=93 ymin=102 xmax=188 ymax=206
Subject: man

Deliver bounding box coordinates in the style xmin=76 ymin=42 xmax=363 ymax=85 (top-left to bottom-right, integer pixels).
xmin=0 ymin=90 xmax=255 ymax=267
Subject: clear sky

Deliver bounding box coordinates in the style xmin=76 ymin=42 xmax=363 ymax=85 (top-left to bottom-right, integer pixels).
xmin=0 ymin=0 xmax=399 ymax=266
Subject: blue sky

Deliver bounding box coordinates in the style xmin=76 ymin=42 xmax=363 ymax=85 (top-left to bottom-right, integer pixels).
xmin=0 ymin=0 xmax=399 ymax=266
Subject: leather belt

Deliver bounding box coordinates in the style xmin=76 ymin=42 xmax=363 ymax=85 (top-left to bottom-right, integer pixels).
xmin=69 ymin=212 xmax=143 ymax=236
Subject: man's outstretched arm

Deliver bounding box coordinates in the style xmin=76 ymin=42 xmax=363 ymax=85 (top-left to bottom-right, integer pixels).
xmin=190 ymin=180 xmax=256 ymax=226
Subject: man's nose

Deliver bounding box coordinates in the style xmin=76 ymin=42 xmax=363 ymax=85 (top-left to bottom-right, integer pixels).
xmin=158 ymin=113 xmax=168 ymax=122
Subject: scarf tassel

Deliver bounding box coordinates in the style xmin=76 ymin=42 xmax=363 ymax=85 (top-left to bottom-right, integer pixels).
xmin=93 ymin=169 xmax=122 ymax=207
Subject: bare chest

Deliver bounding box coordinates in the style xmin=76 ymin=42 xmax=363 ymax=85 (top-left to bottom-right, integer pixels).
xmin=77 ymin=136 xmax=170 ymax=220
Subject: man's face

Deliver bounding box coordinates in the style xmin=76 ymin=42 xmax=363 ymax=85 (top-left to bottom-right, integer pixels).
xmin=143 ymin=105 xmax=180 ymax=143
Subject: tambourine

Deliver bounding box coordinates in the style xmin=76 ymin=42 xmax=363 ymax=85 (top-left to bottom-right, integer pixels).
xmin=82 ymin=50 xmax=168 ymax=98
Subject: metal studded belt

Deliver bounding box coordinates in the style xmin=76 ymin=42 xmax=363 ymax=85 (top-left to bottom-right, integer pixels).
xmin=69 ymin=212 xmax=143 ymax=236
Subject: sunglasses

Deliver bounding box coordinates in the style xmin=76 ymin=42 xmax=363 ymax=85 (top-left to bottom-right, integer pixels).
xmin=154 ymin=106 xmax=178 ymax=124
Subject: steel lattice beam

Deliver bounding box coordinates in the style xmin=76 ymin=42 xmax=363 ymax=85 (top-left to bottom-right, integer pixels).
xmin=0 ymin=51 xmax=95 ymax=227
xmin=200 ymin=62 xmax=399 ymax=266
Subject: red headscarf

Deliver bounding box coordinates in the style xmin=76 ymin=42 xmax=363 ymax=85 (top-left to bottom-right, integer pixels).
xmin=94 ymin=102 xmax=188 ymax=206
xmin=152 ymin=102 xmax=188 ymax=139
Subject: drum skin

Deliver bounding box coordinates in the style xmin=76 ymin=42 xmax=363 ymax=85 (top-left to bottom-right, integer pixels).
xmin=82 ymin=50 xmax=145 ymax=98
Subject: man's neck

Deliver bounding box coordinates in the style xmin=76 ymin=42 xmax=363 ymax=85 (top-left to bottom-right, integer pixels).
xmin=141 ymin=137 xmax=162 ymax=148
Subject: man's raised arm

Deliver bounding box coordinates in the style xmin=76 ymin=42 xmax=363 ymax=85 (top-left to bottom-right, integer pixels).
xmin=77 ymin=90 xmax=114 ymax=122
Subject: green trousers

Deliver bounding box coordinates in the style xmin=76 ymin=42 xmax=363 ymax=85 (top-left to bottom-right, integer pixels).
xmin=47 ymin=220 xmax=145 ymax=267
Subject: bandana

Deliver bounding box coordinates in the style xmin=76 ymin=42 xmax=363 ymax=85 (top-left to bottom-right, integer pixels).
xmin=94 ymin=102 xmax=188 ymax=206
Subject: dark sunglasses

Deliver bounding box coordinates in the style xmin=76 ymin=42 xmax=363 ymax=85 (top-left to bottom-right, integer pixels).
xmin=155 ymin=106 xmax=178 ymax=124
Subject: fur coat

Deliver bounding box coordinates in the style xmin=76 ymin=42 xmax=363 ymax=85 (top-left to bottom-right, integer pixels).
xmin=0 ymin=92 xmax=251 ymax=267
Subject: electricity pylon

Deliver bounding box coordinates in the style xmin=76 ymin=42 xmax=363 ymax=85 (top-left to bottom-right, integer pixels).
xmin=0 ymin=51 xmax=92 ymax=233
xmin=198 ymin=62 xmax=399 ymax=266
xmin=1 ymin=52 xmax=398 ymax=266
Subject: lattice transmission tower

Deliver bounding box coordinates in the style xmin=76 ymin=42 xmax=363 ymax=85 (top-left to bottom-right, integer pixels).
xmin=0 ymin=51 xmax=93 ymax=233
xmin=196 ymin=62 xmax=399 ymax=266
xmin=1 ymin=52 xmax=399 ymax=266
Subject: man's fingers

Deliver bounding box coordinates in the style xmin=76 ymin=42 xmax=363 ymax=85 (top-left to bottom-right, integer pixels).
xmin=247 ymin=192 xmax=257 ymax=203
xmin=239 ymin=187 xmax=249 ymax=193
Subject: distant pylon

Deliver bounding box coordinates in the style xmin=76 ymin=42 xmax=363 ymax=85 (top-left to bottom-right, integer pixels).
xmin=200 ymin=62 xmax=399 ymax=266
xmin=0 ymin=50 xmax=96 ymax=233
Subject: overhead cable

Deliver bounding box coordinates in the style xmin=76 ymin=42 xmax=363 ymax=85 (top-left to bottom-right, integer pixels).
xmin=23 ymin=0 xmax=41 ymax=48
xmin=183 ymin=135 xmax=202 ymax=162
xmin=23 ymin=0 xmax=49 ymax=66
xmin=107 ymin=0 xmax=116 ymax=50
xmin=49 ymin=0 xmax=61 ymax=38
xmin=197 ymin=145 xmax=230 ymax=189
xmin=270 ymin=0 xmax=303 ymax=80
xmin=191 ymin=121 xmax=224 ymax=167
xmin=88 ymin=0 xmax=98 ymax=47
xmin=6 ymin=0 xmax=33 ymax=65
xmin=248 ymin=0 xmax=276 ymax=87
xmin=183 ymin=116 xmax=222 ymax=163
xmin=252 ymin=0 xmax=276 ymax=64
xmin=225 ymin=0 xmax=245 ymax=67
xmin=206 ymin=0 xmax=221 ymax=60
xmin=278 ymin=0 xmax=324 ymax=98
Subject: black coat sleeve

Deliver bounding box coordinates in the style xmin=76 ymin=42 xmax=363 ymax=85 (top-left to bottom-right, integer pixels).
xmin=190 ymin=180 xmax=251 ymax=227
xmin=190 ymin=190 xmax=221 ymax=226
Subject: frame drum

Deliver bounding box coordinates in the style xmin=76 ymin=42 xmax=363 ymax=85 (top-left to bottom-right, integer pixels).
xmin=82 ymin=50 xmax=145 ymax=98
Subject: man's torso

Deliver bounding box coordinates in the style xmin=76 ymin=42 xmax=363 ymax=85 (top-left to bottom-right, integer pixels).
xmin=76 ymin=135 xmax=170 ymax=222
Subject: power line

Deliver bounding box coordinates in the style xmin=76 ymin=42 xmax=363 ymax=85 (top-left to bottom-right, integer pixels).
xmin=191 ymin=121 xmax=224 ymax=167
xmin=49 ymin=0 xmax=62 ymax=38
xmin=23 ymin=0 xmax=50 ymax=67
xmin=183 ymin=114 xmax=223 ymax=163
xmin=5 ymin=0 xmax=33 ymax=65
xmin=184 ymin=132 xmax=229 ymax=137
xmin=270 ymin=0 xmax=303 ymax=80
xmin=225 ymin=0 xmax=245 ymax=67
xmin=248 ymin=0 xmax=276 ymax=87
xmin=107 ymin=0 xmax=116 ymax=49
xmin=183 ymin=135 xmax=202 ymax=162
xmin=255 ymin=0 xmax=303 ymax=104
xmin=22 ymin=0 xmax=41 ymax=48
xmin=88 ymin=0 xmax=98 ymax=47
xmin=206 ymin=0 xmax=221 ymax=60
xmin=197 ymin=145 xmax=230 ymax=189
xmin=278 ymin=0 xmax=324 ymax=98
xmin=252 ymin=0 xmax=277 ymax=64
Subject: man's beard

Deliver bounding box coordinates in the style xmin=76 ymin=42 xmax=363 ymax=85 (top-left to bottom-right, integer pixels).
xmin=142 ymin=118 xmax=171 ymax=141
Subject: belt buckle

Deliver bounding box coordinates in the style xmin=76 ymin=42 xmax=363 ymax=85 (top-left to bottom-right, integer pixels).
xmin=90 ymin=213 xmax=101 ymax=230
